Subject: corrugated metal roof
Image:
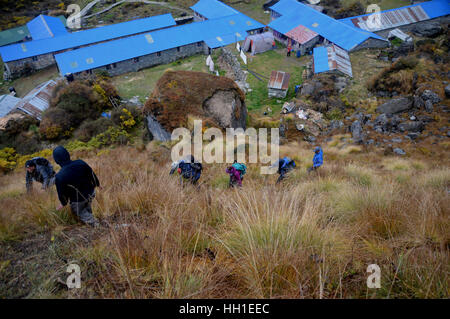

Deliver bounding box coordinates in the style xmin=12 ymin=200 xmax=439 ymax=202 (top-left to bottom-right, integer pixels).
xmin=191 ymin=0 xmax=239 ymax=19
xmin=286 ymin=24 xmax=318 ymax=44
xmin=0 ymin=14 xmax=176 ymax=62
xmin=0 ymin=25 xmax=29 ymax=47
xmin=268 ymin=71 xmax=290 ymax=90
xmin=0 ymin=16 xmax=67 ymax=47
xmin=14 ymin=80 xmax=57 ymax=120
xmin=313 ymin=44 xmax=352 ymax=77
xmin=0 ymin=94 xmax=21 ymax=117
xmin=26 ymin=15 xmax=68 ymax=40
xmin=55 ymin=13 xmax=264 ymax=75
xmin=268 ymin=0 xmax=387 ymax=51
xmin=339 ymin=0 xmax=450 ymax=31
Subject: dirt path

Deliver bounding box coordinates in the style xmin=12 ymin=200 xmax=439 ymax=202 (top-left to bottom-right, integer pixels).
xmin=83 ymin=0 xmax=188 ymax=19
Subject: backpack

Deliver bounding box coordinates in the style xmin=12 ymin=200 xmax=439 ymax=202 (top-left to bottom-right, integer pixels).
xmin=33 ymin=157 xmax=50 ymax=167
xmin=232 ymin=163 xmax=246 ymax=176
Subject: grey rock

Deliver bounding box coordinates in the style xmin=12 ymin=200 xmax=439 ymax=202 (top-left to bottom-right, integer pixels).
xmin=412 ymin=21 xmax=443 ymax=37
xmin=445 ymin=84 xmax=450 ymax=98
xmin=392 ymin=137 xmax=403 ymax=143
xmin=421 ymin=90 xmax=441 ymax=104
xmin=376 ymin=97 xmax=413 ymax=114
xmin=394 ymin=148 xmax=406 ymax=155
xmin=329 ymin=120 xmax=344 ymax=130
xmin=146 ymin=116 xmax=171 ymax=142
xmin=398 ymin=121 xmax=424 ymax=132
xmin=407 ymin=132 xmax=420 ymax=140
xmin=424 ymin=100 xmax=434 ymax=113
xmin=300 ymin=83 xmax=315 ymax=96
xmin=413 ymin=96 xmax=424 ymax=109
xmin=366 ymin=139 xmax=375 ymax=145
xmin=304 ymin=135 xmax=316 ymax=143
xmin=351 ymin=120 xmax=365 ymax=143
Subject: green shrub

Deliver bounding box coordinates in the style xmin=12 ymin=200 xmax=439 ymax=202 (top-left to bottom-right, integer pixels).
xmin=75 ymin=117 xmax=113 ymax=142
xmin=39 ymin=108 xmax=72 ymax=140
xmin=0 ymin=147 xmax=18 ymax=173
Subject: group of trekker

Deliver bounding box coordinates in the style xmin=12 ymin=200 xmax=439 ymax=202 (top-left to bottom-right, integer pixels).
xmin=168 ymin=146 xmax=323 ymax=187
xmin=25 ymin=146 xmax=323 ymax=227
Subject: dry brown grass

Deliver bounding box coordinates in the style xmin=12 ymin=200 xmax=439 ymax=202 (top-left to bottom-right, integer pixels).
xmin=0 ymin=142 xmax=448 ymax=298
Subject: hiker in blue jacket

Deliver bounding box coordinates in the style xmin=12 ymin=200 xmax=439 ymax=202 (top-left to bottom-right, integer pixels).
xmin=170 ymin=155 xmax=203 ymax=185
xmin=308 ymin=146 xmax=323 ymax=173
xmin=275 ymin=156 xmax=296 ymax=184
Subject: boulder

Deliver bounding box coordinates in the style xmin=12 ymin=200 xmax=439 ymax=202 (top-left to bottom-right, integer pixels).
xmin=350 ymin=120 xmax=364 ymax=143
xmin=421 ymin=90 xmax=441 ymax=104
xmin=445 ymin=85 xmax=450 ymax=98
xmin=394 ymin=148 xmax=406 ymax=155
xmin=376 ymin=97 xmax=413 ymax=114
xmin=300 ymin=82 xmax=315 ymax=96
xmin=424 ymin=100 xmax=434 ymax=113
xmin=143 ymin=71 xmax=247 ymax=132
xmin=412 ymin=22 xmax=443 ymax=37
xmin=398 ymin=121 xmax=424 ymax=132
xmin=413 ymin=96 xmax=424 ymax=109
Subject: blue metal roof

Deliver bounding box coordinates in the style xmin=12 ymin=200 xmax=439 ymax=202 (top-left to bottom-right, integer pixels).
xmin=55 ymin=13 xmax=264 ymax=75
xmin=313 ymin=46 xmax=329 ymax=73
xmin=339 ymin=0 xmax=450 ymax=26
xmin=26 ymin=15 xmax=68 ymax=40
xmin=0 ymin=14 xmax=176 ymax=62
xmin=190 ymin=0 xmax=239 ymax=19
xmin=268 ymin=0 xmax=386 ymax=51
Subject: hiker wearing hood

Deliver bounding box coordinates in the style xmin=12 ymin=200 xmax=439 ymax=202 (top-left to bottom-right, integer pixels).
xmin=275 ymin=156 xmax=296 ymax=184
xmin=53 ymin=146 xmax=100 ymax=227
xmin=308 ymin=147 xmax=323 ymax=173
xmin=25 ymin=157 xmax=55 ymax=193
xmin=226 ymin=161 xmax=246 ymax=188
xmin=169 ymin=155 xmax=203 ymax=185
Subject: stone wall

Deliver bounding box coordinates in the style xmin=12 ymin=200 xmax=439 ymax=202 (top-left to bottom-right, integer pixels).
xmin=73 ymin=41 xmax=207 ymax=78
xmin=219 ymin=47 xmax=249 ymax=92
xmin=5 ymin=53 xmax=55 ymax=79
xmin=352 ymin=38 xmax=390 ymax=52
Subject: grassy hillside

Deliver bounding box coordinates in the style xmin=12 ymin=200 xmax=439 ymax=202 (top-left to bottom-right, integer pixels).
xmin=0 ymin=140 xmax=448 ymax=298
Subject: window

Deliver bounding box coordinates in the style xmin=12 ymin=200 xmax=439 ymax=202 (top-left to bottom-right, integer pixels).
xmin=134 ymin=57 xmax=140 ymax=63
xmin=112 ymin=63 xmax=117 ymax=68
xmin=197 ymin=42 xmax=202 ymax=47
xmin=32 ymin=56 xmax=38 ymax=62
xmin=177 ymin=47 xmax=180 ymax=52
xmin=106 ymin=64 xmax=111 ymax=70
xmin=157 ymin=52 xmax=161 ymax=57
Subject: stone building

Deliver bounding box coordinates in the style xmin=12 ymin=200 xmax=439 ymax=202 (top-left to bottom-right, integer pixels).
xmin=267 ymin=0 xmax=389 ymax=53
xmin=0 ymin=14 xmax=177 ymax=79
xmin=339 ymin=0 xmax=450 ymax=38
xmin=55 ymin=3 xmax=264 ymax=79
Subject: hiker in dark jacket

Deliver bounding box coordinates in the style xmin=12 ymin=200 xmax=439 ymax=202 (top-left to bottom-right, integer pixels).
xmin=275 ymin=156 xmax=296 ymax=184
xmin=170 ymin=155 xmax=203 ymax=185
xmin=25 ymin=157 xmax=55 ymax=193
xmin=53 ymin=146 xmax=100 ymax=227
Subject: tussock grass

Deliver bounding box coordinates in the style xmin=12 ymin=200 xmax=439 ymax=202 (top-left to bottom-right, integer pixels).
xmin=0 ymin=143 xmax=448 ymax=298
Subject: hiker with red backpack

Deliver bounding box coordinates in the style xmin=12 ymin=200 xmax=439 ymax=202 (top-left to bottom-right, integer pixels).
xmin=170 ymin=155 xmax=203 ymax=185
xmin=226 ymin=161 xmax=246 ymax=188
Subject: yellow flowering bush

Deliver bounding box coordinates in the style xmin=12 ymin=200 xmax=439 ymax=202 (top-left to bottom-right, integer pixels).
xmin=0 ymin=148 xmax=18 ymax=173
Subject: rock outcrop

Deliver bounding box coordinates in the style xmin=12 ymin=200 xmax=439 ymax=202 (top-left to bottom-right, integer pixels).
xmin=144 ymin=71 xmax=247 ymax=134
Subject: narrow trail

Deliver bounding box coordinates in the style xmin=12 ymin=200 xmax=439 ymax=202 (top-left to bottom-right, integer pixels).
xmin=82 ymin=0 xmax=188 ymax=20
